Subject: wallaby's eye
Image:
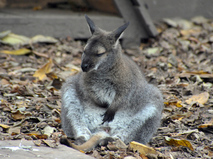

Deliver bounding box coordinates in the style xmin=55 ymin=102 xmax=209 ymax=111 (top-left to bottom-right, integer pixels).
xmin=96 ymin=46 xmax=106 ymax=57
xmin=96 ymin=52 xmax=105 ymax=57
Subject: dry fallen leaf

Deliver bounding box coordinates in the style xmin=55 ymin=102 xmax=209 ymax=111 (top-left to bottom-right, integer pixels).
xmin=33 ymin=140 xmax=42 ymax=146
xmin=0 ymin=48 xmax=31 ymax=55
xmin=42 ymin=139 xmax=58 ymax=148
xmin=1 ymin=33 xmax=30 ymax=45
xmin=185 ymin=92 xmax=210 ymax=105
xmin=31 ymin=35 xmax=58 ymax=44
xmin=43 ymin=125 xmax=56 ymax=137
xmin=129 ymin=141 xmax=158 ymax=156
xmin=33 ymin=58 xmax=53 ymax=80
xmin=15 ymin=101 xmax=28 ymax=109
xmin=170 ymin=112 xmax=193 ymax=120
xmin=107 ymin=139 xmax=127 ymax=151
xmin=26 ymin=132 xmax=48 ymax=139
xmin=0 ymin=79 xmax=11 ymax=85
xmin=11 ymin=110 xmax=32 ymax=120
xmin=0 ymin=124 xmax=10 ymax=129
xmin=198 ymin=118 xmax=213 ymax=132
xmin=164 ymin=101 xmax=183 ymax=108
xmin=165 ymin=136 xmax=194 ymax=151
xmin=0 ymin=30 xmax=11 ymax=38
xmin=180 ymin=29 xmax=200 ymax=36
xmin=8 ymin=126 xmax=21 ymax=135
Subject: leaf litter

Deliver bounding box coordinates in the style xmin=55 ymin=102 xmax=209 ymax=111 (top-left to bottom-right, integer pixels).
xmin=0 ymin=16 xmax=213 ymax=158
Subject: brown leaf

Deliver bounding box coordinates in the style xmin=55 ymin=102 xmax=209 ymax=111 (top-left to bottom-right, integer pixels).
xmin=46 ymin=72 xmax=58 ymax=80
xmin=11 ymin=110 xmax=32 ymax=120
xmin=14 ymin=101 xmax=28 ymax=109
xmin=185 ymin=92 xmax=210 ymax=105
xmin=170 ymin=112 xmax=193 ymax=120
xmin=33 ymin=140 xmax=42 ymax=146
xmin=8 ymin=126 xmax=21 ymax=135
xmin=33 ymin=58 xmax=53 ymax=80
xmin=107 ymin=139 xmax=127 ymax=151
xmin=0 ymin=79 xmax=11 ymax=85
xmin=179 ymin=72 xmax=213 ymax=81
xmin=180 ymin=29 xmax=200 ymax=36
xmin=42 ymin=139 xmax=58 ymax=148
xmin=165 ymin=136 xmax=194 ymax=151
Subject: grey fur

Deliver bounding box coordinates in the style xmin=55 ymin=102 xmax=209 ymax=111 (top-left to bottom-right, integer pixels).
xmin=61 ymin=15 xmax=164 ymax=144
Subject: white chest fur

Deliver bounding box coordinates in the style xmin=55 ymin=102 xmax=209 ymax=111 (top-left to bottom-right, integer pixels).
xmin=92 ymin=85 xmax=116 ymax=106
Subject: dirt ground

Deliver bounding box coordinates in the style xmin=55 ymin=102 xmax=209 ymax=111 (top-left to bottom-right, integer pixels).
xmin=0 ymin=16 xmax=213 ymax=159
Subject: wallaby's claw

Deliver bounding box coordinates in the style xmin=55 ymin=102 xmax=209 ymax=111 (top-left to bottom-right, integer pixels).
xmin=102 ymin=110 xmax=115 ymax=124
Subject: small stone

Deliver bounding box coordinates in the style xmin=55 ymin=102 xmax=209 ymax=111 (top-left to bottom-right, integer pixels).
xmin=124 ymin=156 xmax=136 ymax=159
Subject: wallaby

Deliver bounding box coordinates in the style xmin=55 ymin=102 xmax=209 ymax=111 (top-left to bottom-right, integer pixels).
xmin=60 ymin=15 xmax=164 ymax=151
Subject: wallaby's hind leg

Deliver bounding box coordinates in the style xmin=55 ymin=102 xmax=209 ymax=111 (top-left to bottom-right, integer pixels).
xmin=135 ymin=115 xmax=161 ymax=144
xmin=109 ymin=103 xmax=161 ymax=144
xmin=61 ymin=78 xmax=92 ymax=142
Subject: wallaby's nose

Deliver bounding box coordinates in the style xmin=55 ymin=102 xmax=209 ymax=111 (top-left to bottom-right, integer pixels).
xmin=81 ymin=63 xmax=90 ymax=72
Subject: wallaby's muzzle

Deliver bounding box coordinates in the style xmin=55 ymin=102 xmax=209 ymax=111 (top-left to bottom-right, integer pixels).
xmin=81 ymin=52 xmax=94 ymax=72
xmin=81 ymin=63 xmax=91 ymax=72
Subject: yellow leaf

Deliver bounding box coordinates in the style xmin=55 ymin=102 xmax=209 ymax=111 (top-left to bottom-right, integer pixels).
xmin=0 ymin=48 xmax=31 ymax=55
xmin=129 ymin=141 xmax=158 ymax=156
xmin=26 ymin=132 xmax=48 ymax=139
xmin=0 ymin=30 xmax=11 ymax=38
xmin=31 ymin=35 xmax=58 ymax=44
xmin=33 ymin=58 xmax=53 ymax=80
xmin=164 ymin=101 xmax=183 ymax=107
xmin=185 ymin=92 xmax=210 ymax=105
xmin=0 ymin=124 xmax=10 ymax=129
xmin=165 ymin=136 xmax=194 ymax=151
xmin=1 ymin=33 xmax=30 ymax=45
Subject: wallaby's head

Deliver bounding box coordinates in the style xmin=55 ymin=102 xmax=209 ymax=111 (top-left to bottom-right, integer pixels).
xmin=81 ymin=15 xmax=129 ymax=72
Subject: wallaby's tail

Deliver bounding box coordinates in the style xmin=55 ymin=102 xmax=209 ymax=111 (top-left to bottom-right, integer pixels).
xmin=60 ymin=132 xmax=110 ymax=152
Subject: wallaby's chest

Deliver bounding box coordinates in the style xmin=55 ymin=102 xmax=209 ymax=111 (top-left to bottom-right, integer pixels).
xmin=86 ymin=79 xmax=116 ymax=107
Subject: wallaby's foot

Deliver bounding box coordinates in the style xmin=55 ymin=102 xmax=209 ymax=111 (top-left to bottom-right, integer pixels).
xmin=60 ymin=136 xmax=73 ymax=147
xmin=60 ymin=136 xmax=86 ymax=147
xmin=61 ymin=132 xmax=111 ymax=152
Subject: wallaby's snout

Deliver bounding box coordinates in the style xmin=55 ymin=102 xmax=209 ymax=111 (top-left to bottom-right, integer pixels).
xmin=81 ymin=52 xmax=95 ymax=72
xmin=81 ymin=62 xmax=91 ymax=72
xmin=81 ymin=63 xmax=89 ymax=72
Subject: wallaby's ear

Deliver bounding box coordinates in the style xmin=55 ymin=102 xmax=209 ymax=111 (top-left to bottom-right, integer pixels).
xmin=113 ymin=22 xmax=129 ymax=41
xmin=85 ymin=15 xmax=97 ymax=34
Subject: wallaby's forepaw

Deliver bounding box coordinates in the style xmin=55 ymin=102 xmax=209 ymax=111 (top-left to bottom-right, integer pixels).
xmin=102 ymin=109 xmax=115 ymax=123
